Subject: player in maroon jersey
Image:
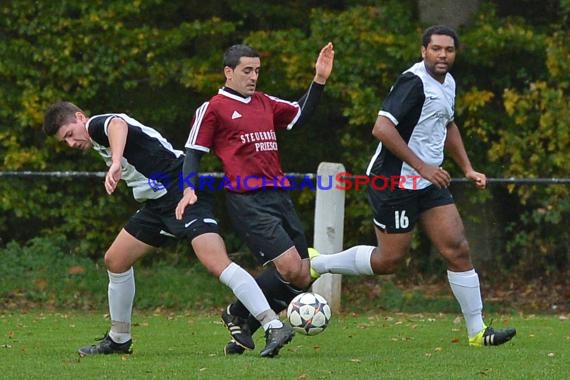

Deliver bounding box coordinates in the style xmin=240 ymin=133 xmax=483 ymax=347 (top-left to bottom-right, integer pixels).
xmin=176 ymin=42 xmax=334 ymax=357
xmin=43 ymin=101 xmax=291 ymax=357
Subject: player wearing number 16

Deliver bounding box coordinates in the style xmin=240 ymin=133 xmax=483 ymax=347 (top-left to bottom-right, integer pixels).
xmin=309 ymin=25 xmax=516 ymax=347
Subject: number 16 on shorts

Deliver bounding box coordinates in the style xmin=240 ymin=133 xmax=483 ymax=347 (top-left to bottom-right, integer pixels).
xmin=394 ymin=210 xmax=409 ymax=230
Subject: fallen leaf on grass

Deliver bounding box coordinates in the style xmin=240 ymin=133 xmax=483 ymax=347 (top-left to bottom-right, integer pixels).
xmin=68 ymin=266 xmax=85 ymax=275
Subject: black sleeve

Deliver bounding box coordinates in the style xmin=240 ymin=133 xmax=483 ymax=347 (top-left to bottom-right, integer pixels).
xmin=181 ymin=148 xmax=205 ymax=189
xmin=381 ymin=73 xmax=424 ymax=123
xmin=87 ymin=115 xmax=113 ymax=146
xmin=295 ymin=81 xmax=325 ymax=126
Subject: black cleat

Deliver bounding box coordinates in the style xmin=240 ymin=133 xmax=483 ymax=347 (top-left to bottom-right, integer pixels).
xmin=259 ymin=323 xmax=294 ymax=358
xmin=224 ymin=339 xmax=246 ymax=356
xmin=221 ymin=306 xmax=255 ymax=350
xmin=469 ymin=325 xmax=517 ymax=347
xmin=78 ymin=333 xmax=132 ymax=356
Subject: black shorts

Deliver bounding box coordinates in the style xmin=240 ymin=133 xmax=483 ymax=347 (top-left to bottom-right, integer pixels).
xmin=225 ymin=189 xmax=309 ymax=265
xmin=124 ymin=190 xmax=219 ymax=247
xmin=367 ymin=184 xmax=454 ymax=233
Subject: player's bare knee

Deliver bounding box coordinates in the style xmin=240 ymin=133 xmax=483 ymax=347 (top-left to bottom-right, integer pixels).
xmin=294 ymin=275 xmax=312 ymax=289
xmin=279 ymin=267 xmax=302 ymax=284
xmin=104 ymin=252 xmax=130 ymax=273
xmin=377 ymin=258 xmax=400 ymax=274
xmin=103 ymin=252 xmax=113 ymax=270
xmin=297 ymin=271 xmax=312 ymax=288
xmin=442 ymin=238 xmax=471 ymax=266
xmin=278 ymin=265 xmax=311 ymax=289
xmin=371 ymin=250 xmax=404 ymax=274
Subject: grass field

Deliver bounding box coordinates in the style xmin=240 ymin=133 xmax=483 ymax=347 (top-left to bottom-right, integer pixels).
xmin=1 ymin=311 xmax=567 ymax=379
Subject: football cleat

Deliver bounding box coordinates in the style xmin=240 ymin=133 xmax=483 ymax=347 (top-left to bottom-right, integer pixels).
xmin=260 ymin=323 xmax=294 ymax=358
xmin=221 ymin=306 xmax=255 ymax=350
xmin=308 ymin=248 xmax=321 ymax=280
xmin=78 ymin=333 xmax=132 ymax=356
xmin=223 ymin=339 xmax=246 ymax=356
xmin=469 ymin=325 xmax=517 ymax=347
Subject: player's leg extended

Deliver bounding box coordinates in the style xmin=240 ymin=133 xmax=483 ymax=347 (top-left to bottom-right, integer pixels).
xmin=224 ymin=262 xmax=300 ymax=357
xmin=223 ymin=191 xmax=302 ymax=356
xmin=273 ymin=246 xmax=312 ymax=289
xmin=370 ymin=229 xmax=414 ymax=274
xmin=229 ymin=247 xmax=311 ymax=318
xmin=310 ymin=229 xmax=411 ymax=276
xmin=311 ymin=184 xmax=415 ymax=277
xmin=223 ymin=265 xmax=301 ymax=355
xmin=192 ymin=232 xmax=285 ymax=350
xmin=79 ymin=228 xmax=154 ymax=356
xmin=420 ymin=204 xmax=516 ymax=346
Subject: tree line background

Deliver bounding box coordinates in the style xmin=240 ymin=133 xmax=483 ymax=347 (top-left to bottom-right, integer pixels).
xmin=1 ymin=0 xmax=568 ymax=285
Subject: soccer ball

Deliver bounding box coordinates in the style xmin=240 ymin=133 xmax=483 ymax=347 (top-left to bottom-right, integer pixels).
xmin=286 ymin=292 xmax=331 ymax=335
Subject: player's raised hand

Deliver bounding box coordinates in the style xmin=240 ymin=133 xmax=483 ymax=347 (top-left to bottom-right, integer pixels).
xmin=175 ymin=187 xmax=198 ymax=220
xmin=314 ymin=42 xmax=334 ymax=84
xmin=105 ymin=162 xmax=122 ymax=194
xmin=466 ymin=169 xmax=487 ymax=189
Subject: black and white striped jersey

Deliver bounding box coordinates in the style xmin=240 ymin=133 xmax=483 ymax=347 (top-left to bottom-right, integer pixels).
xmin=87 ymin=113 xmax=183 ymax=202
xmin=366 ymin=61 xmax=456 ymax=190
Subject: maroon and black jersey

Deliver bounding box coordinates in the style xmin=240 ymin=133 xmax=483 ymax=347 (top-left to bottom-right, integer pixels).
xmin=185 ymin=88 xmax=301 ymax=192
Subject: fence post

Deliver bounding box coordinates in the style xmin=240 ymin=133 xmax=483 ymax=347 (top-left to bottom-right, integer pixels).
xmin=311 ymin=162 xmax=345 ymax=312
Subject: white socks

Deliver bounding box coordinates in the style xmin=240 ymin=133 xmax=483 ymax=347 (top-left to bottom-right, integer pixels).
xmin=311 ymin=247 xmax=485 ymax=337
xmin=311 ymin=245 xmax=375 ymax=275
xmin=447 ymin=269 xmax=485 ymax=337
xmin=108 ymin=262 xmax=283 ymax=343
xmin=219 ymin=262 xmax=281 ymax=330
xmin=108 ymin=267 xmax=135 ymax=343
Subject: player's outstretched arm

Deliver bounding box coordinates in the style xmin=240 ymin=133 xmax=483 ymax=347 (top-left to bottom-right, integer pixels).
xmin=314 ymin=42 xmax=334 ymax=85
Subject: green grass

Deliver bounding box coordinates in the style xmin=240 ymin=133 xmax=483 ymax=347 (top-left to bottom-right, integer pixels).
xmin=2 ymin=238 xmax=568 ymax=378
xmin=1 ymin=311 xmax=568 ymax=379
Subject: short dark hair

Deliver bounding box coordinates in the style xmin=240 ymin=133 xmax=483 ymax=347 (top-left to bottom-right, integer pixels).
xmin=42 ymin=101 xmax=83 ymax=136
xmin=422 ymin=25 xmax=459 ymax=49
xmin=223 ymin=44 xmax=260 ymax=69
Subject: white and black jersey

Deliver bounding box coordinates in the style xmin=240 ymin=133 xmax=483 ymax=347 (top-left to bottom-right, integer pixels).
xmin=87 ymin=113 xmax=184 ymax=202
xmin=366 ymin=61 xmax=456 ymax=190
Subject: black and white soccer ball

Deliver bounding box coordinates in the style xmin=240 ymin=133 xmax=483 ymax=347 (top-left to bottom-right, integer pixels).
xmin=286 ymin=292 xmax=331 ymax=335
